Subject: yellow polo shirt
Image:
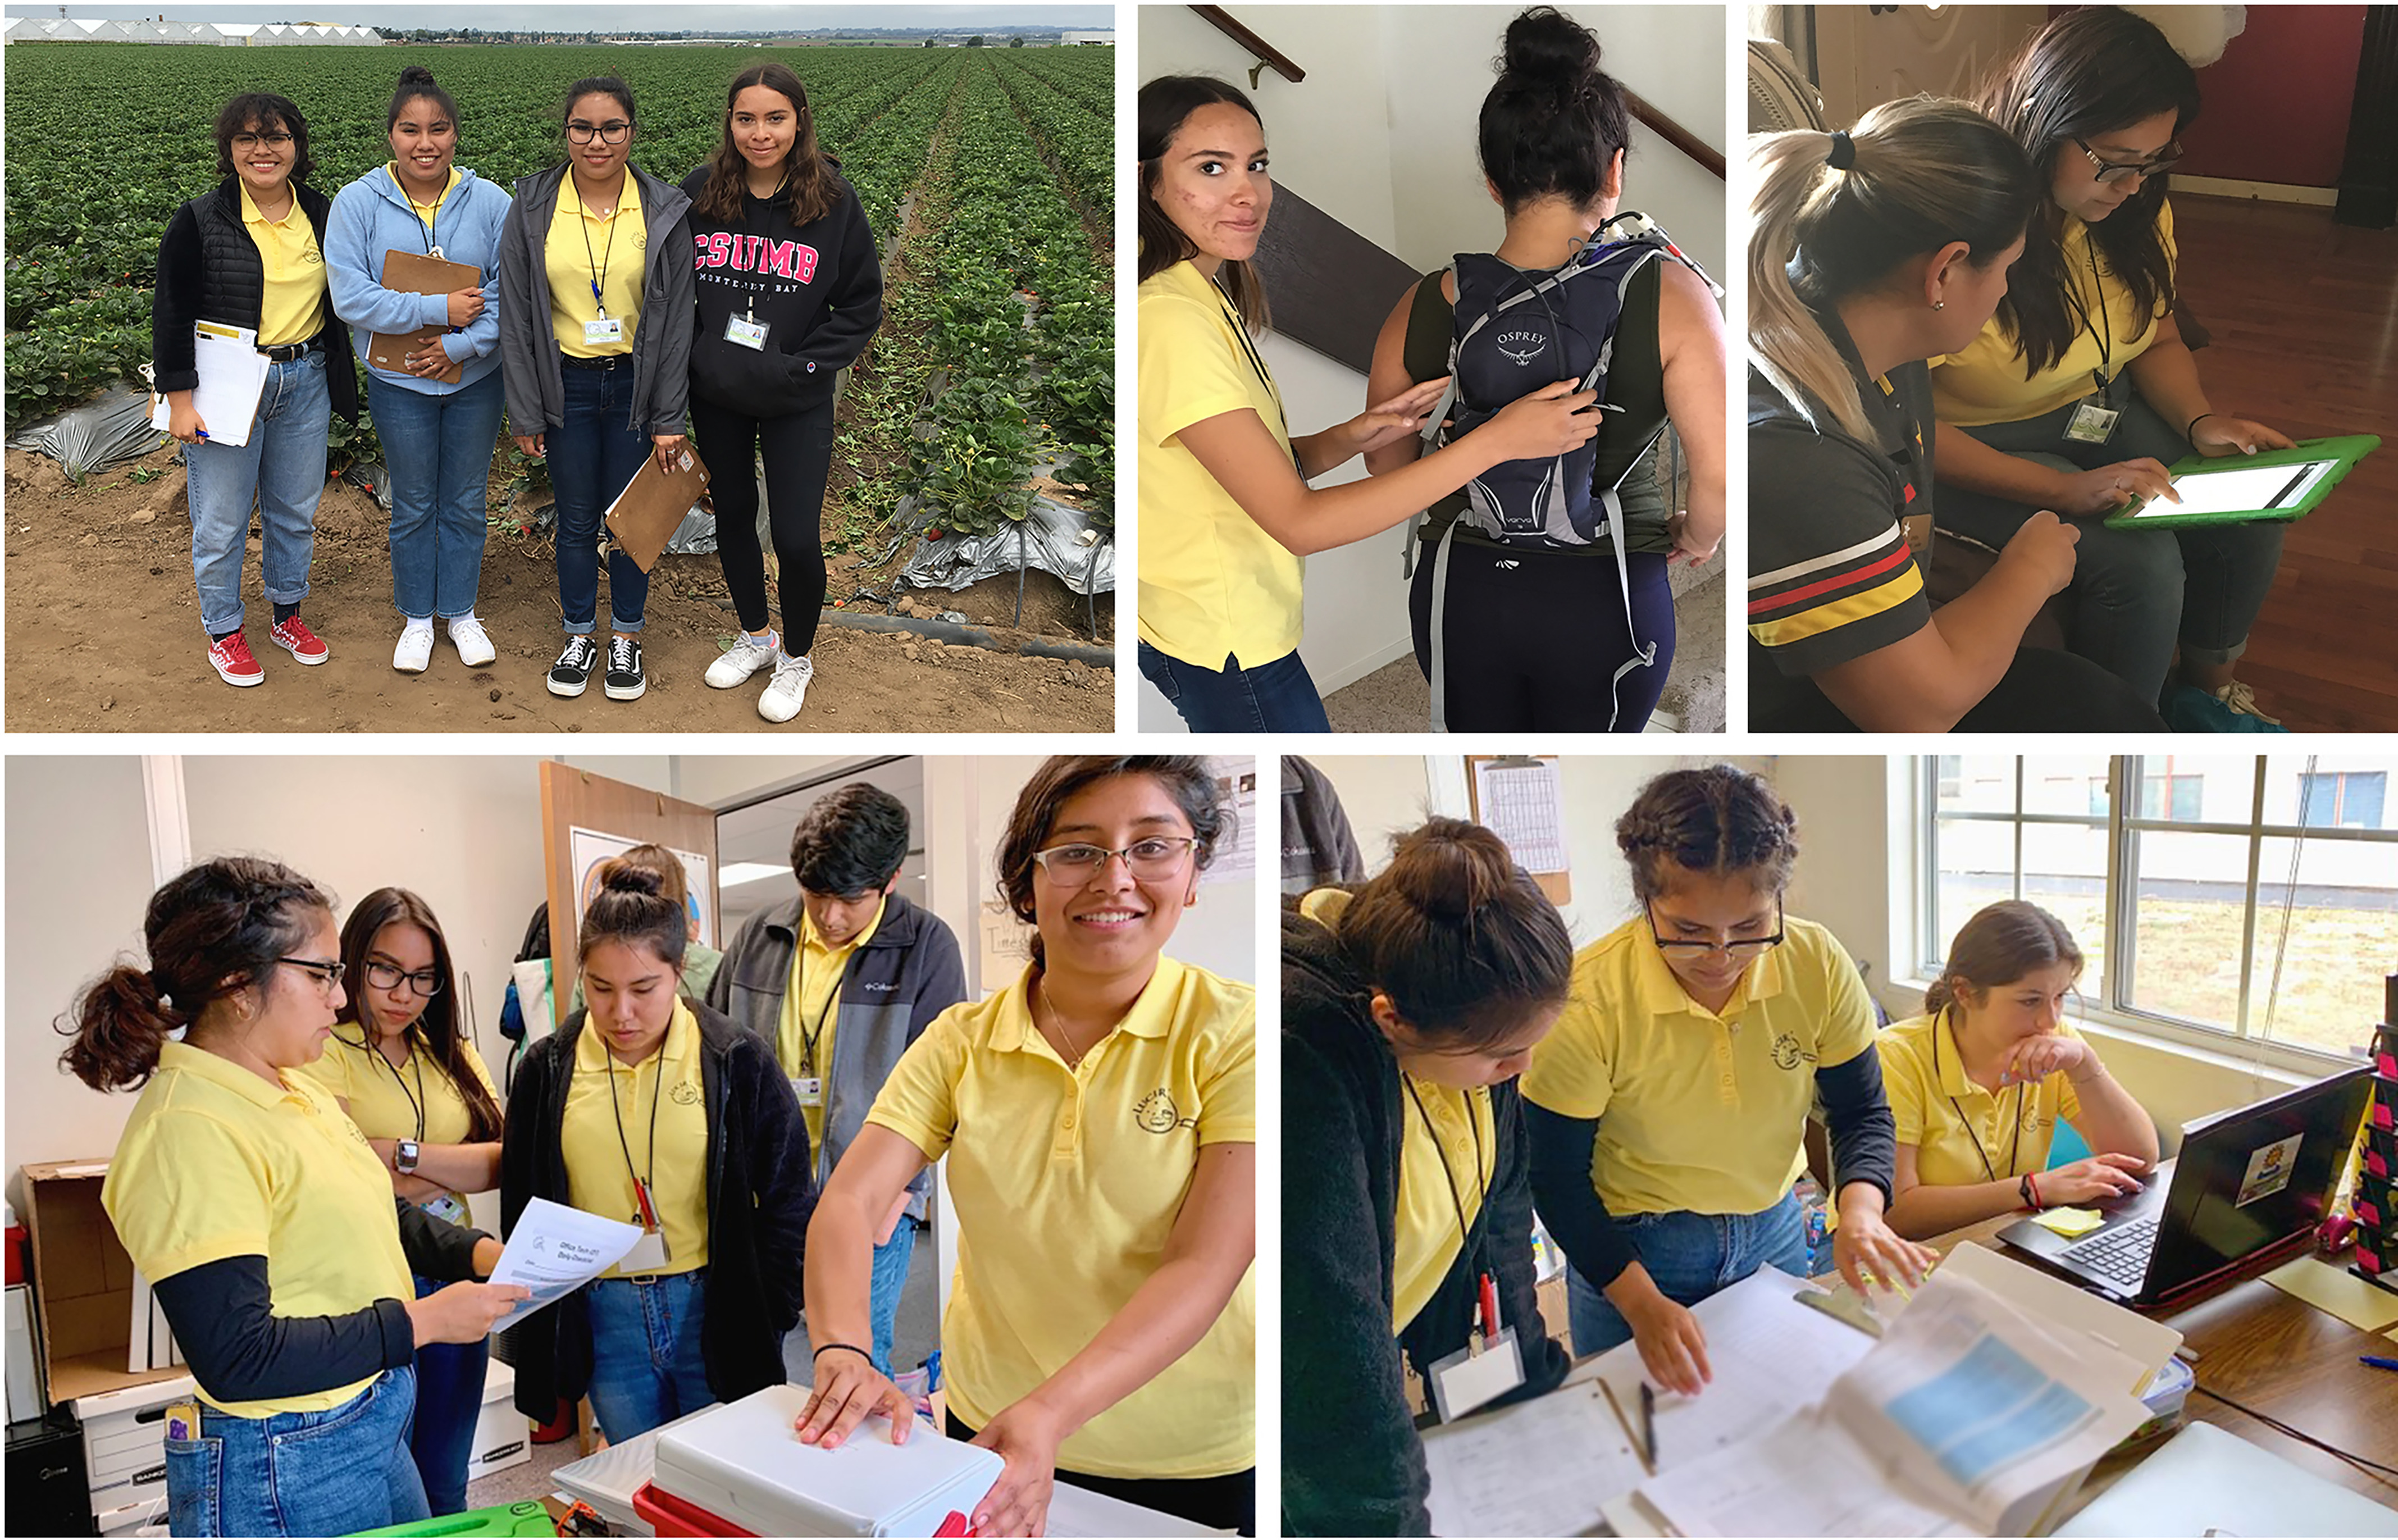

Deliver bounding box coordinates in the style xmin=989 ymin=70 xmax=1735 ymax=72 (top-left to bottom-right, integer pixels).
xmin=1522 ymin=914 xmax=1879 ymax=1216
xmin=240 ymin=183 xmax=327 ymax=348
xmin=102 ymin=1041 xmax=415 ymax=1418
xmin=295 ymin=1029 xmax=499 ymax=1212
xmin=1393 ymin=1077 xmax=1493 ymax=1333
xmin=1931 ymin=201 xmax=2179 ymax=427
xmin=1137 ymin=258 xmax=1303 ymax=672
xmin=866 ymin=956 xmax=1256 ymax=1479
xmin=1880 ymin=1010 xmax=2085 ymax=1188
xmin=562 ymin=1000 xmax=709 ymax=1275
xmin=547 ymin=174 xmax=644 ymax=358
xmin=780 ymin=899 xmax=885 ymax=1151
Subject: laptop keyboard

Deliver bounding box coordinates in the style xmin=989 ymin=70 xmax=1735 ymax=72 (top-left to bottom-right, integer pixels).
xmin=2059 ymin=1215 xmax=2159 ymax=1291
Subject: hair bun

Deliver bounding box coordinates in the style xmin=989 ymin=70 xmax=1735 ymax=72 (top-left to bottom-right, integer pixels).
xmin=600 ymin=863 xmax=665 ymax=899
xmin=1502 ymin=6 xmax=1601 ymax=88
xmin=399 ymin=64 xmax=438 ymax=87
xmin=1387 ymin=818 xmax=1513 ymax=921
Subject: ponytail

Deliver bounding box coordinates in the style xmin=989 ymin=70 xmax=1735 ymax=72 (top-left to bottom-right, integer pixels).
xmin=59 ymin=967 xmax=185 ymax=1092
xmin=1748 ymin=96 xmax=2039 ymax=440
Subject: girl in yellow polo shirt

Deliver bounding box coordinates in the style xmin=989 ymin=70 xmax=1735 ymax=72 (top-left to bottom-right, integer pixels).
xmin=799 ymin=756 xmax=1256 ymax=1536
xmin=1879 ymin=901 xmax=2158 ymax=1241
xmin=1135 ymin=76 xmax=1604 ymax=732
xmin=62 ymin=857 xmax=525 ymax=1538
xmin=1931 ymin=8 xmax=2294 ymax=723
xmin=1522 ymin=765 xmax=1936 ymax=1398
xmin=500 ymin=862 xmax=810 ymax=1442
xmin=297 ymin=887 xmax=504 ymax=1518
xmin=1283 ymin=819 xmax=1576 ymax=1536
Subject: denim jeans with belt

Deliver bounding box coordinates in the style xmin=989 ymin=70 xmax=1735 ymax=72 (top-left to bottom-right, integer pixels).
xmin=368 ymin=368 xmax=505 ymax=623
xmin=165 ymin=1364 xmax=426 ymax=1537
xmin=545 ymin=359 xmax=653 ymax=634
xmin=584 ymin=1269 xmax=714 ymax=1441
xmin=1933 ymin=385 xmax=2285 ymax=702
xmin=1136 ymin=640 xmax=1333 ymax=732
xmin=183 ymin=348 xmax=330 ymax=637
xmin=1564 ymin=1191 xmax=1808 ymax=1355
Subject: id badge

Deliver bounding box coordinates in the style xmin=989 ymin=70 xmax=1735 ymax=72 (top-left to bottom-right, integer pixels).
xmin=792 ymin=1075 xmax=824 ymax=1108
xmin=422 ymin=1192 xmax=469 ymax=1227
xmin=620 ymin=1225 xmax=670 ymax=1274
xmin=2064 ymin=400 xmax=2120 ymax=444
xmin=583 ymin=316 xmax=624 ymax=348
xmin=1428 ymin=1327 xmax=1524 ymax=1421
xmin=164 ymin=1400 xmax=203 ymax=1443
xmin=1900 ymin=511 xmax=1932 ymax=557
xmin=725 ymin=314 xmax=769 ymax=350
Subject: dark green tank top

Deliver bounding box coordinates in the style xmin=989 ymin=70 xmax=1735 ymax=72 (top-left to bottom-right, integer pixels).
xmin=1402 ymin=256 xmax=1671 ymax=554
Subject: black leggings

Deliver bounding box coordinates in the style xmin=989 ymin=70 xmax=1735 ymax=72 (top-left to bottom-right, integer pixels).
xmin=1409 ymin=538 xmax=1676 ymax=731
xmin=944 ymin=1410 xmax=1256 ymax=1536
xmin=689 ymin=394 xmax=836 ymax=652
xmin=1754 ymin=644 xmax=2171 ymax=731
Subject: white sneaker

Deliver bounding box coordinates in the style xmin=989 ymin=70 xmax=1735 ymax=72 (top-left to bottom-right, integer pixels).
xmin=759 ymin=651 xmax=814 ymax=722
xmin=393 ymin=619 xmax=435 ymax=674
xmin=447 ymin=615 xmax=496 ymax=667
xmin=706 ymin=630 xmax=779 ymax=689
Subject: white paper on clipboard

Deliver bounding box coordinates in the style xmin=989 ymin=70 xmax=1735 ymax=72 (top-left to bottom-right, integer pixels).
xmin=149 ymin=321 xmax=270 ymax=447
xmin=1475 ymin=758 xmax=1569 ymax=874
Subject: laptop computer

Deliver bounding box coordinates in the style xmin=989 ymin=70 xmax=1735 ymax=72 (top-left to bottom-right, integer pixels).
xmin=1996 ymin=1065 xmax=2372 ymax=1309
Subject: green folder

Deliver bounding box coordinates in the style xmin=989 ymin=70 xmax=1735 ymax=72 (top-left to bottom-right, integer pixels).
xmin=2103 ymin=434 xmax=2379 ymax=530
xmin=350 ymin=1500 xmax=557 ymax=1538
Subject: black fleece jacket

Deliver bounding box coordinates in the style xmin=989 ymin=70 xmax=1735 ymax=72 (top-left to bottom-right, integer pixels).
xmin=151 ymin=177 xmax=359 ymax=422
xmin=1282 ymin=902 xmax=1570 ymax=1538
xmin=496 ymin=1002 xmax=813 ymax=1421
xmin=679 ymin=160 xmax=883 ymax=416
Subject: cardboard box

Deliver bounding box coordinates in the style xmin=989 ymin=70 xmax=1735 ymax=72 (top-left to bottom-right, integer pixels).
xmin=465 ymin=1361 xmax=530 ymax=1483
xmin=77 ymin=1373 xmax=190 ymax=1519
xmin=19 ymin=1161 xmax=185 ymax=1406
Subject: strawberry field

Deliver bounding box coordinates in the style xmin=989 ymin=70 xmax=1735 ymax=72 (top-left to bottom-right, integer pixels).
xmin=2 ymin=42 xmax=1113 ymax=540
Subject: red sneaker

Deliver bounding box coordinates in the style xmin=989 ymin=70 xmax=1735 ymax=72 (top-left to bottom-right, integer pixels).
xmin=270 ymin=616 xmax=330 ymax=665
xmin=208 ymin=632 xmax=265 ymax=687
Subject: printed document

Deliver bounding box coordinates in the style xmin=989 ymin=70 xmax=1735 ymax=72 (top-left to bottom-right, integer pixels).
xmin=488 ymin=1197 xmax=643 ymax=1332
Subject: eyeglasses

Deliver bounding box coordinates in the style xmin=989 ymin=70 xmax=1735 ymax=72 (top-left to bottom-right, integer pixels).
xmin=272 ymin=956 xmax=347 ymax=990
xmin=2073 ymin=136 xmax=2180 ymax=185
xmin=1645 ymin=903 xmax=1785 ymax=960
xmin=566 ymin=120 xmax=633 ymax=146
xmin=364 ymin=960 xmax=443 ymax=997
xmin=231 ymin=132 xmax=294 ymax=151
xmin=1031 ymin=836 xmax=1200 ymax=885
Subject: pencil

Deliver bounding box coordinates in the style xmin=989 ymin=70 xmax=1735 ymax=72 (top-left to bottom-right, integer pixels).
xmin=1602 ymin=1380 xmax=1656 ymax=1478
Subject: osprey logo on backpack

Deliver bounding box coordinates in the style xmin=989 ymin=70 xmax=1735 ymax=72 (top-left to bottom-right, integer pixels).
xmin=1496 ymin=329 xmax=1548 ymax=366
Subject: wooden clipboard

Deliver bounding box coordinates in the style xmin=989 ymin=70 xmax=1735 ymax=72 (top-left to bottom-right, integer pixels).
xmin=368 ymin=248 xmax=478 ymax=385
xmin=603 ymin=444 xmax=710 ymax=572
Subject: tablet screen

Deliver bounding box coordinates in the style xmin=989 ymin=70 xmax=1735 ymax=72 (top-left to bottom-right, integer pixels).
xmin=2126 ymin=459 xmax=2336 ymax=519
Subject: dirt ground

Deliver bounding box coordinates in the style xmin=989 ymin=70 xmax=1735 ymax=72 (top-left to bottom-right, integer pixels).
xmin=3 ymin=444 xmax=1115 ymax=735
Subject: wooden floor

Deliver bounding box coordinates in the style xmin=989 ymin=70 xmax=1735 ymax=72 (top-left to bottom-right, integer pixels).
xmin=2169 ymin=194 xmax=2398 ymax=732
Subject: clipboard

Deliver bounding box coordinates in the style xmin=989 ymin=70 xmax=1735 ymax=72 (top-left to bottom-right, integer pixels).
xmin=148 ymin=320 xmax=269 ymax=446
xmin=603 ymin=445 xmax=710 ymax=572
xmin=368 ymin=248 xmax=478 ymax=385
xmin=2102 ymin=434 xmax=2379 ymax=530
xmin=1464 ymin=754 xmax=1572 ymax=905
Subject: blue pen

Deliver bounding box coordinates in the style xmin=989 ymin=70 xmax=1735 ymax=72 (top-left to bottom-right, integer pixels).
xmin=2363 ymin=1356 xmax=2398 ymax=1373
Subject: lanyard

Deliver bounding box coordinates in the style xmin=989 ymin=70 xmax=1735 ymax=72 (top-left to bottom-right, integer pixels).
xmin=603 ymin=1027 xmax=668 ymax=1226
xmin=1403 ymin=1075 xmax=1489 ymax=1269
xmin=339 ymin=1026 xmax=428 ymax=1139
xmin=1936 ymin=1013 xmax=2025 ymax=1183
xmin=741 ymin=174 xmax=787 ymax=324
xmin=1211 ymin=274 xmax=1296 ymax=453
xmin=2060 ymin=235 xmax=2114 ymax=392
xmin=577 ymin=175 xmax=624 ymax=318
xmin=1872 ymin=371 xmax=1926 ymax=515
xmin=398 ymin=166 xmax=444 ymax=258
xmin=794 ymin=935 xmax=841 ymax=1078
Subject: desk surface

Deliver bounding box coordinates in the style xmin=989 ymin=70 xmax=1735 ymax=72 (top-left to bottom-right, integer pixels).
xmin=1932 ymin=1214 xmax=2398 ymax=1503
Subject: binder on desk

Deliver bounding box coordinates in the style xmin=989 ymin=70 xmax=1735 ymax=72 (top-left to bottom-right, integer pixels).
xmin=368 ymin=248 xmax=478 ymax=385
xmin=603 ymin=445 xmax=710 ymax=573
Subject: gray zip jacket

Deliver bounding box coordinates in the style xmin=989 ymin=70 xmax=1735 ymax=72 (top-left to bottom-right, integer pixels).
xmin=496 ymin=161 xmax=694 ymax=436
xmin=708 ymin=891 xmax=966 ymax=1223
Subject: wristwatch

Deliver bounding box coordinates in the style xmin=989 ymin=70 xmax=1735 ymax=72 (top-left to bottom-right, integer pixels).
xmin=2019 ymin=1173 xmax=2037 ymax=1210
xmin=395 ymin=1139 xmax=421 ymax=1175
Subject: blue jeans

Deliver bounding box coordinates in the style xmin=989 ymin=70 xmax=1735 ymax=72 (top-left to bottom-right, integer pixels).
xmin=408 ymin=1272 xmax=489 ymax=1516
xmin=1565 ymin=1192 xmax=1808 ymax=1355
xmin=584 ymin=1270 xmax=713 ymax=1441
xmin=165 ymin=1365 xmax=426 ymax=1538
xmin=184 ymin=348 xmax=331 ymax=636
xmin=1137 ymin=640 xmax=1332 ymax=732
xmin=369 ymin=370 xmax=504 ymax=622
xmin=546 ymin=361 xmax=653 ymax=634
xmin=1934 ymin=386 xmax=2286 ymax=701
xmin=868 ymin=1216 xmax=919 ymax=1377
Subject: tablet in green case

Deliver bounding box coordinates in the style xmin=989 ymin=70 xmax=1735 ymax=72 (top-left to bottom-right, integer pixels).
xmin=2103 ymin=434 xmax=2379 ymax=530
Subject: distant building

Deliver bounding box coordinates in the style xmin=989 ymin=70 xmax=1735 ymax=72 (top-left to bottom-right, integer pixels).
xmin=2 ymin=17 xmax=385 ymax=44
xmin=1060 ymin=30 xmax=1115 ymax=45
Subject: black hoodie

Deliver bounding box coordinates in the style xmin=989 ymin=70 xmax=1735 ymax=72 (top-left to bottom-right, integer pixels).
xmin=1282 ymin=899 xmax=1569 ymax=1538
xmin=680 ymin=160 xmax=883 ymax=416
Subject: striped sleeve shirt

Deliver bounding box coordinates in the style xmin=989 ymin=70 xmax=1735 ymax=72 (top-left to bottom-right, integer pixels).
xmin=1746 ymin=358 xmax=1933 ymax=680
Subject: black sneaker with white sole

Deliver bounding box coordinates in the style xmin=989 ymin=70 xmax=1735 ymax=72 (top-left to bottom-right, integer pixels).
xmin=604 ymin=635 xmax=646 ymax=701
xmin=548 ymin=635 xmax=599 ymax=697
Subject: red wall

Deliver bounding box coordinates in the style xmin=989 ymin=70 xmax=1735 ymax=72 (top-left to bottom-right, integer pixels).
xmin=2176 ymin=6 xmax=2367 ymax=186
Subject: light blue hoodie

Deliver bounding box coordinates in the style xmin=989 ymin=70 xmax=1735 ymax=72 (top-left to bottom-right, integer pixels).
xmin=326 ymin=163 xmax=510 ymax=394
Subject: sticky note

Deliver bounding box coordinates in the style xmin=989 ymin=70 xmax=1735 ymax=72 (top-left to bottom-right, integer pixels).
xmin=2031 ymin=1206 xmax=2106 ymax=1238
xmin=2260 ymin=1255 xmax=2398 ymax=1333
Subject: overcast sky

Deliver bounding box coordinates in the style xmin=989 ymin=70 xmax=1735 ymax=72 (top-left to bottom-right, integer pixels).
xmin=2 ymin=4 xmax=1109 ymax=27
